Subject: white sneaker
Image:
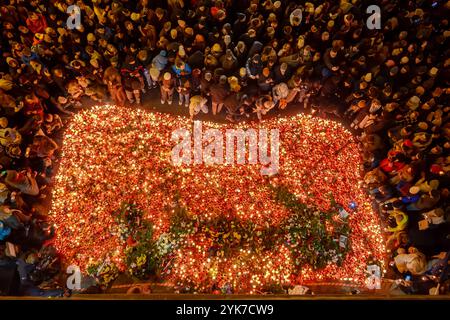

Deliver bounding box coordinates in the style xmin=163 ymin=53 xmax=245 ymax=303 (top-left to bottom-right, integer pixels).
xmin=168 ymin=100 xmax=173 ymax=105
xmin=161 ymin=100 xmax=165 ymax=104
xmin=179 ymin=99 xmax=183 ymax=106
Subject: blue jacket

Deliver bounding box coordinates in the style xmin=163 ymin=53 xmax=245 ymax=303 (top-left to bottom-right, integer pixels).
xmin=21 ymin=51 xmax=40 ymax=66
xmin=172 ymin=63 xmax=192 ymax=77
xmin=0 ymin=222 xmax=11 ymax=240
xmin=152 ymin=51 xmax=168 ymax=71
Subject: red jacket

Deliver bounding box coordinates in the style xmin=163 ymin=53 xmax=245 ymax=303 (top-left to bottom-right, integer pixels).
xmin=380 ymin=158 xmax=405 ymax=173
xmin=26 ymin=14 xmax=48 ymax=34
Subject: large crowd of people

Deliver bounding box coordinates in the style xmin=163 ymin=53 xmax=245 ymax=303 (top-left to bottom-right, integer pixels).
xmin=0 ymin=0 xmax=449 ymax=296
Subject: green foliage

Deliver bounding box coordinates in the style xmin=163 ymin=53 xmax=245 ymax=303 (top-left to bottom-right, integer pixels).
xmin=96 ymin=185 xmax=353 ymax=290
xmin=125 ymin=221 xmax=160 ymax=280
xmin=86 ymin=261 xmax=120 ymax=287
xmin=272 ymin=185 xmax=351 ymax=270
xmin=114 ymin=203 xmax=159 ymax=280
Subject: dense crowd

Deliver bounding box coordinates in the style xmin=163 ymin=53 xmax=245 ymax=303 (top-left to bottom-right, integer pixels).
xmin=0 ymin=0 xmax=449 ymax=296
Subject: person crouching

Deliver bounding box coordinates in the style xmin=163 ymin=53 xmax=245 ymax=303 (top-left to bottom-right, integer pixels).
xmin=189 ymin=95 xmax=208 ymax=120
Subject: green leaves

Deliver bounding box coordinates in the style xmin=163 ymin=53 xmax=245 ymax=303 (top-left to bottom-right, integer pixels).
xmin=114 ymin=204 xmax=159 ymax=280
xmin=91 ymin=185 xmax=352 ymax=288
xmin=272 ymin=185 xmax=351 ymax=271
